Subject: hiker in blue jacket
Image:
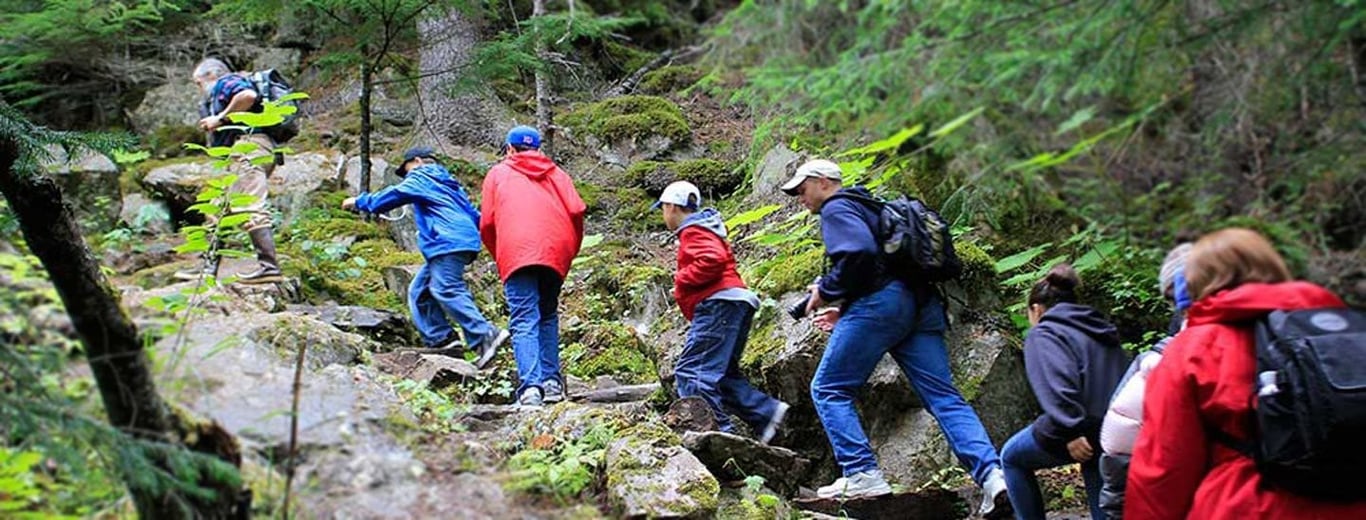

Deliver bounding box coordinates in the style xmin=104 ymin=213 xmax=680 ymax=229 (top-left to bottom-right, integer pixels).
xmin=1002 ymin=263 xmax=1128 ymax=520
xmin=779 ymin=159 xmax=1010 ymax=517
xmin=342 ymin=147 xmax=508 ymax=366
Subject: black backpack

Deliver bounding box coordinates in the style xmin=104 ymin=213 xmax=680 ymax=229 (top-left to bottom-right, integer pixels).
xmin=1213 ymin=307 xmax=1366 ymax=501
xmin=246 ymin=69 xmax=300 ymax=144
xmin=836 ymin=192 xmax=963 ymax=284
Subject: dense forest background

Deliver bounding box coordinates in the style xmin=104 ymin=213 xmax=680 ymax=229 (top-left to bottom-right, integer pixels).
xmin=1 ymin=0 xmax=1362 ymax=517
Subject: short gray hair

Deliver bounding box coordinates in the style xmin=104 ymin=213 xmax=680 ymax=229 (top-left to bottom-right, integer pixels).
xmin=192 ymin=58 xmax=231 ymax=80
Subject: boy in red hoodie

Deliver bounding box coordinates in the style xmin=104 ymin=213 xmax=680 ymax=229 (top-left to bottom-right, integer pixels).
xmin=480 ymin=126 xmax=586 ymax=408
xmin=657 ymin=181 xmax=789 ymax=442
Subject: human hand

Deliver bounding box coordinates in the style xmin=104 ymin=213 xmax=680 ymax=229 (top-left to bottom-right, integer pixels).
xmin=805 ymin=283 xmax=826 ymax=316
xmin=197 ymin=114 xmax=224 ymax=131
xmin=341 ymin=197 xmax=358 ymax=212
xmin=812 ymin=307 xmax=841 ymax=332
xmin=1067 ymin=436 xmax=1094 ymax=462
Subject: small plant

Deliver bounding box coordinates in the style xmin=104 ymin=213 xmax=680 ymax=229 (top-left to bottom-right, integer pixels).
xmin=391 ymin=379 xmax=467 ymax=434
xmin=505 ymin=422 xmax=617 ymax=501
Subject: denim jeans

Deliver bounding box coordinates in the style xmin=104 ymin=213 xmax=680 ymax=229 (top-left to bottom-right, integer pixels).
xmin=504 ymin=266 xmax=564 ymax=393
xmin=811 ymin=280 xmax=1001 ymax=483
xmin=1001 ymin=424 xmax=1104 ymax=520
xmin=675 ymin=299 xmax=781 ymax=433
xmin=409 ymin=252 xmax=493 ymax=347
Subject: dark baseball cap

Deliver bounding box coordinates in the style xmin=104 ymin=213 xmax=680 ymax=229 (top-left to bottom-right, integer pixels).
xmin=395 ymin=146 xmax=437 ymax=176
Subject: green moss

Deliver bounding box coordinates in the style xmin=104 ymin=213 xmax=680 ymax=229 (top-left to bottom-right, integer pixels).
xmin=955 ymin=240 xmax=997 ymax=294
xmin=626 ymin=159 xmax=741 ymax=198
xmin=752 ymin=246 xmax=824 ymax=296
xmin=601 ymin=40 xmax=656 ymax=76
xmin=739 ymin=313 xmax=783 ymax=374
xmin=144 ymin=124 xmax=203 ymax=159
xmin=560 ymin=95 xmax=691 ymax=144
xmin=639 ymin=65 xmax=703 ymax=95
xmin=562 ymin=321 xmax=657 ymax=384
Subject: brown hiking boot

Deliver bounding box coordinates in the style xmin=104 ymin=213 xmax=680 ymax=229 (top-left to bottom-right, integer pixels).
xmin=173 ymin=254 xmax=221 ymax=282
xmin=236 ymin=227 xmax=283 ymax=285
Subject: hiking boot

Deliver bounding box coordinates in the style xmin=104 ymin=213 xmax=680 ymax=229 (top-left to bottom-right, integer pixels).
xmin=542 ymin=379 xmax=565 ymax=404
xmin=473 ymin=327 xmax=509 ymax=370
xmin=237 ymin=228 xmax=283 ymax=285
xmin=978 ymin=467 xmax=1011 ymax=519
xmin=517 ymin=387 xmax=544 ymax=409
xmin=816 ymin=470 xmax=892 ymax=500
xmin=173 ymin=255 xmax=221 ymax=282
xmin=759 ymin=401 xmax=790 ymax=445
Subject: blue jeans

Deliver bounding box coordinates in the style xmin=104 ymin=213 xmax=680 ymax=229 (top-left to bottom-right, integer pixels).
xmin=1001 ymin=425 xmax=1103 ymax=520
xmin=811 ymin=281 xmax=1001 ymax=482
xmin=675 ymin=299 xmax=781 ymax=433
xmin=504 ymin=266 xmax=564 ymax=393
xmin=409 ymin=252 xmax=493 ymax=348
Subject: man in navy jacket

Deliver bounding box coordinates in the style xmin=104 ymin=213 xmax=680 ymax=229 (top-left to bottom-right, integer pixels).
xmin=343 ymin=147 xmax=508 ymax=366
xmin=781 ymin=159 xmax=1010 ymax=517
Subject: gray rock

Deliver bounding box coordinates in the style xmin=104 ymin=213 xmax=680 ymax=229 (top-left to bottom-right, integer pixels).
xmin=141 ymin=160 xmax=218 ymax=222
xmin=382 ymin=265 xmax=422 ymax=303
xmin=583 ymin=134 xmax=679 ymax=169
xmin=682 ymin=431 xmax=811 ymax=497
xmin=129 ymin=76 xmax=202 ymax=134
xmin=372 ymin=350 xmax=478 ymax=389
xmin=572 ymin=382 xmax=660 ymax=403
xmin=376 ymin=166 xmax=420 ymax=252
xmin=144 ymin=152 xmax=355 ymax=227
xmin=344 ymin=155 xmax=393 ymax=194
xmin=793 ymin=488 xmax=967 ymax=520
xmin=417 ymin=13 xmax=515 ymax=148
xmin=748 ymin=145 xmax=803 ymax=204
xmin=606 ymin=424 xmax=720 ymax=519
xmin=41 ymin=145 xmax=122 ymax=234
xmin=119 ymin=193 xmax=173 ymax=235
xmin=663 ymin=396 xmax=718 ymax=434
xmin=250 ymin=48 xmax=303 ymax=78
xmin=285 ymin=303 xmax=416 ymax=348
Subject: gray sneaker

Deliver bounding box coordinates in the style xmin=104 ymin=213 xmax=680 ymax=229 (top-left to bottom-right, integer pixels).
xmin=759 ymin=401 xmax=790 ymax=444
xmin=978 ymin=467 xmax=1011 ymax=519
xmin=517 ymin=387 xmax=544 ymax=409
xmin=542 ymin=379 xmax=565 ymax=404
xmin=474 ymin=327 xmax=509 ymax=370
xmin=815 ymin=469 xmax=892 ymax=500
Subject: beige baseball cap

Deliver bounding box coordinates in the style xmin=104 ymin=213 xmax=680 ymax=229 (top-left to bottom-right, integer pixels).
xmin=780 ymin=159 xmax=843 ymax=195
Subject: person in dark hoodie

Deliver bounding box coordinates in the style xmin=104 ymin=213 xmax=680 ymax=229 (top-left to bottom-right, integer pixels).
xmin=343 ymin=147 xmax=509 ymax=367
xmin=780 ymin=159 xmax=1010 ymax=517
xmin=1002 ymin=263 xmax=1128 ymax=520
xmin=480 ymin=126 xmax=586 ymax=408
xmin=656 ymin=181 xmax=790 ymax=442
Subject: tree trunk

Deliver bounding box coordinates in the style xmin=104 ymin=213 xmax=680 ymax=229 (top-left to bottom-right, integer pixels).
xmin=359 ymin=51 xmax=374 ymax=193
xmin=533 ymin=0 xmax=554 ymax=155
xmin=0 ymin=137 xmax=243 ymax=519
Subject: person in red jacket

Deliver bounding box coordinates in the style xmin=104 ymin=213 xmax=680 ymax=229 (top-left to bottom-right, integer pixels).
xmin=480 ymin=126 xmax=586 ymax=408
xmin=1126 ymin=228 xmax=1366 ymax=519
xmin=656 ymin=181 xmax=790 ymax=442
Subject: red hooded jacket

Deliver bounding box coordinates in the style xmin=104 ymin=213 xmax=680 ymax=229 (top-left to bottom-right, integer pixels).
xmin=673 ymin=208 xmax=746 ymax=321
xmin=479 ymin=150 xmax=586 ymax=281
xmin=1126 ymin=282 xmax=1366 ymax=519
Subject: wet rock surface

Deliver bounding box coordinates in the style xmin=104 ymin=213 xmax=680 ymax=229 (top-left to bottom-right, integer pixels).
xmin=682 ymin=431 xmax=810 ymax=497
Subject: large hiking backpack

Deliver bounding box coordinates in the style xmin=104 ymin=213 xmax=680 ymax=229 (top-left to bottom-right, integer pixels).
xmin=246 ymin=69 xmax=300 ymax=144
xmin=839 ymin=193 xmax=963 ymax=283
xmin=1216 ymin=307 xmax=1366 ymax=501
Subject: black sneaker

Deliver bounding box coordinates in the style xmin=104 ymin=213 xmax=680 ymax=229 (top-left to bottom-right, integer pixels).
xmin=403 ymin=333 xmax=465 ymax=358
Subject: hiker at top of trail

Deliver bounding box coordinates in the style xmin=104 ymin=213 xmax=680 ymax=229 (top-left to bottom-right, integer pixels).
xmin=1001 ymin=263 xmax=1128 ymax=520
xmin=1126 ymin=228 xmax=1366 ymax=520
xmin=655 ymin=181 xmax=791 ymax=443
xmin=174 ymin=57 xmax=282 ymax=284
xmin=479 ymin=126 xmax=586 ymax=409
xmin=778 ymin=159 xmax=1011 ymax=517
xmin=341 ymin=147 xmax=508 ymax=366
xmin=1097 ymin=243 xmax=1193 ymax=520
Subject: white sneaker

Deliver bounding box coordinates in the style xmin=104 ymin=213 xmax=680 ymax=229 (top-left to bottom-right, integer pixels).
xmin=815 ymin=470 xmax=892 ymax=499
xmin=978 ymin=467 xmax=1011 ymax=518
xmin=517 ymin=387 xmax=544 ymax=409
xmin=474 ymin=328 xmax=509 ymax=369
xmin=759 ymin=401 xmax=789 ymax=444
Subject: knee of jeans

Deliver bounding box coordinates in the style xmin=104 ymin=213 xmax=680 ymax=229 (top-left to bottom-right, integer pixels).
xmin=810 ymin=378 xmax=854 ymax=405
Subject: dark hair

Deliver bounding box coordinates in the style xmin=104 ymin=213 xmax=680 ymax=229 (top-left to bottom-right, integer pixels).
xmin=510 ymin=144 xmax=537 ymax=153
xmin=1028 ymin=263 xmax=1081 ymax=308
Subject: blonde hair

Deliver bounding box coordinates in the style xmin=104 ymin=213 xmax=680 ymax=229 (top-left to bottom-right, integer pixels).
xmin=1184 ymin=228 xmax=1291 ymax=300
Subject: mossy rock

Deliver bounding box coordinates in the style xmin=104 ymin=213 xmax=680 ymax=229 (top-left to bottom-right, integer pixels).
xmin=561 ymin=321 xmax=657 ymax=384
xmin=624 ymin=159 xmax=741 ymax=198
xmin=605 ymin=421 xmax=717 ymax=518
xmin=955 ymin=240 xmax=998 ymax=296
xmin=639 ymin=65 xmax=703 ymax=95
xmin=750 ymin=246 xmax=825 ymax=296
xmin=144 ymin=124 xmax=204 ymax=159
xmin=560 ymin=95 xmax=691 ymax=144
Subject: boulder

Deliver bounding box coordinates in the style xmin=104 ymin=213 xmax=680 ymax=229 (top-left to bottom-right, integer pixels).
xmin=41 ymin=145 xmax=122 ymax=234
xmin=382 ymin=264 xmax=422 ymax=303
xmin=102 ymin=239 xmax=177 ymax=275
xmin=793 ymin=488 xmax=967 ymax=520
xmin=572 ymin=382 xmax=660 ymax=403
xmin=144 ymin=152 xmax=358 ymax=227
xmin=250 ymin=48 xmax=303 ymax=78
xmin=663 ymin=396 xmax=718 ymax=434
xmin=141 ymin=160 xmax=218 ymax=223
xmin=745 ymin=145 xmax=803 ymax=206
xmin=682 ymin=431 xmax=811 ymax=497
xmin=285 ymin=303 xmax=416 ymax=348
xmin=373 ymin=351 xmax=478 ymax=389
xmin=129 ymin=76 xmax=202 ymax=135
xmin=119 ymin=193 xmax=173 ymax=235
xmin=343 ymin=155 xmax=393 ymax=194
xmin=606 ymin=423 xmax=720 ymax=519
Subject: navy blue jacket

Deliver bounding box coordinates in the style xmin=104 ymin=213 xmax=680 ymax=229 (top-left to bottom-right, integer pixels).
xmin=816 ymin=187 xmax=893 ymax=303
xmin=355 ymin=163 xmax=481 ymax=260
xmin=1024 ymin=302 xmax=1130 ymax=458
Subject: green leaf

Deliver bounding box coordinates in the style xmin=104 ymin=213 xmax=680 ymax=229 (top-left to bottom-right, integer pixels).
xmin=230 ymin=141 xmax=260 ymax=155
xmin=183 ymin=143 xmax=210 ymax=152
xmin=250 ymin=155 xmax=275 ymax=166
xmin=217 ymin=213 xmax=252 ymax=229
xmin=1055 ymin=106 xmax=1096 ymax=136
xmin=725 ymin=204 xmax=782 ymax=229
xmin=204 ymin=146 xmax=233 ymax=158
xmin=219 ymin=249 xmax=253 ymax=259
xmin=929 ymin=107 xmax=984 ymax=138
xmin=756 ymin=494 xmax=781 ymax=507
xmin=836 ymin=124 xmax=925 ymax=157
xmin=174 ymin=242 xmax=208 ymax=254
xmin=993 ymin=243 xmax=1052 ymax=274
xmin=187 ymin=202 xmax=222 ymax=216
xmin=228 ymin=193 xmax=258 ymax=207
xmin=275 ymin=92 xmax=310 ymax=102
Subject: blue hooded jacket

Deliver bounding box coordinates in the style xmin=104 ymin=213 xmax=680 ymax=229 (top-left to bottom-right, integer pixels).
xmin=354 ymin=163 xmax=481 ymax=259
xmin=816 ymin=186 xmax=894 ymax=303
xmin=1024 ymin=302 xmax=1130 ymax=458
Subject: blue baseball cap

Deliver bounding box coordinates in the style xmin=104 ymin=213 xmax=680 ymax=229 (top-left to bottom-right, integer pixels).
xmin=506 ymin=125 xmax=541 ymax=149
xmin=395 ymin=146 xmax=436 ymax=176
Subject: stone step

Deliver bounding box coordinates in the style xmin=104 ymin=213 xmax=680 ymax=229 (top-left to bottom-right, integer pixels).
xmin=792 ymin=488 xmax=967 ymax=520
xmin=570 ymin=382 xmax=659 ymax=403
xmin=682 ymin=430 xmax=810 ymax=497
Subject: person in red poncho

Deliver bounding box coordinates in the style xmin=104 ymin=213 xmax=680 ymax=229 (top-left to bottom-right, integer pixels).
xmin=479 ymin=126 xmax=586 ymax=408
xmin=1125 ymin=228 xmax=1366 ymax=519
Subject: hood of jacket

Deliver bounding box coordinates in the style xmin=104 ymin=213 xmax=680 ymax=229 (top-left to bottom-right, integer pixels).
xmin=676 ymin=208 xmax=727 ymax=239
xmin=502 ymin=150 xmax=557 ymax=179
xmin=1187 ymin=281 xmax=1345 ymax=326
xmin=1038 ymin=302 xmax=1122 ymax=348
xmin=408 ymin=163 xmax=462 ymax=189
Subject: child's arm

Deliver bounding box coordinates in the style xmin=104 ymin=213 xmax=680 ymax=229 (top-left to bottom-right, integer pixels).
xmin=355 ymin=175 xmax=423 ymax=214
xmin=675 ymin=228 xmax=727 ymax=288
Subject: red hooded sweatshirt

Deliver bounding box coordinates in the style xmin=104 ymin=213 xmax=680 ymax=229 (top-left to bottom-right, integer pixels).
xmin=673 ymin=208 xmax=747 ymax=321
xmin=479 ymin=150 xmax=586 ymax=281
xmin=1126 ymin=282 xmax=1366 ymax=520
